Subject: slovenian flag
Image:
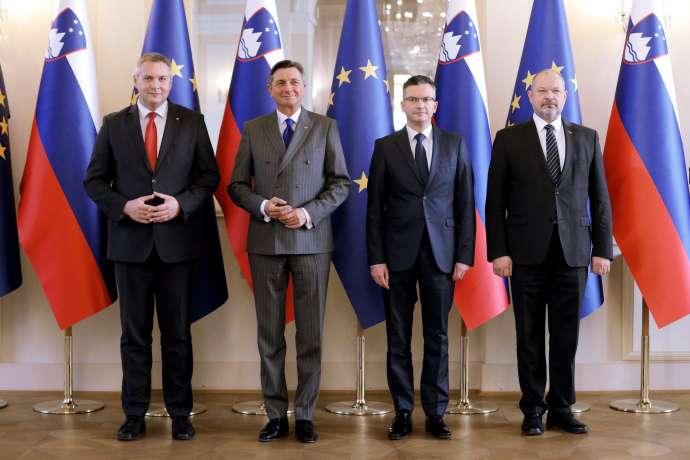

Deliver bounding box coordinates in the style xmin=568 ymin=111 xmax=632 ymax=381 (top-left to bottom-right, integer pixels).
xmin=18 ymin=0 xmax=117 ymax=329
xmin=603 ymin=0 xmax=690 ymax=327
xmin=434 ymin=0 xmax=509 ymax=329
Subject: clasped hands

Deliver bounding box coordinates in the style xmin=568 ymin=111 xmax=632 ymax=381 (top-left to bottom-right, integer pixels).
xmin=266 ymin=196 xmax=307 ymax=229
xmin=123 ymin=192 xmax=180 ymax=224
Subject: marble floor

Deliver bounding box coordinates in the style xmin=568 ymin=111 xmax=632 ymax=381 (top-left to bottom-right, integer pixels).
xmin=0 ymin=390 xmax=689 ymax=459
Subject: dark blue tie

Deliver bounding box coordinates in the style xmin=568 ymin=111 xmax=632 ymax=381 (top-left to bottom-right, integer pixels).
xmin=283 ymin=118 xmax=295 ymax=148
xmin=415 ymin=132 xmax=429 ymax=185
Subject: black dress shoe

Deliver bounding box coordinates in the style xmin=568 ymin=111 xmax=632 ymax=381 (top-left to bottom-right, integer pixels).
xmin=295 ymin=419 xmax=318 ymax=443
xmin=521 ymin=414 xmax=544 ymax=436
xmin=258 ymin=417 xmax=289 ymax=442
xmin=117 ymin=415 xmax=146 ymax=441
xmin=388 ymin=411 xmax=412 ymax=440
xmin=172 ymin=416 xmax=195 ymax=440
xmin=546 ymin=411 xmax=588 ymax=434
xmin=425 ymin=415 xmax=451 ymax=439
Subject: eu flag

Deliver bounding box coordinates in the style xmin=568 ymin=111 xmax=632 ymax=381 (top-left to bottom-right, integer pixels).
xmin=506 ymin=0 xmax=604 ymax=318
xmin=0 ymin=63 xmax=22 ymax=297
xmin=141 ymin=0 xmax=228 ymax=321
xmin=328 ymin=0 xmax=393 ymax=328
xmin=603 ymin=0 xmax=690 ymax=327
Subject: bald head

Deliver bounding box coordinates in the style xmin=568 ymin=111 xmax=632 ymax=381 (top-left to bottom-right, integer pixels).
xmin=528 ymin=69 xmax=567 ymax=123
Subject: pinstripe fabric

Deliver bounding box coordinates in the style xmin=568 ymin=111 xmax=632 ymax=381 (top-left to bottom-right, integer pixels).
xmin=249 ymin=253 xmax=331 ymax=420
xmin=545 ymin=124 xmax=561 ymax=185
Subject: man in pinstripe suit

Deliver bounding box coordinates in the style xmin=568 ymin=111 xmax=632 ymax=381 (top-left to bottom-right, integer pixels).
xmin=229 ymin=60 xmax=350 ymax=443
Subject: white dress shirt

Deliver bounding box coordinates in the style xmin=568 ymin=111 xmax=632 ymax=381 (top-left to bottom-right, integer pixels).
xmin=260 ymin=108 xmax=312 ymax=229
xmin=533 ymin=113 xmax=565 ymax=170
xmin=137 ymin=99 xmax=168 ymax=156
xmin=405 ymin=124 xmax=433 ymax=168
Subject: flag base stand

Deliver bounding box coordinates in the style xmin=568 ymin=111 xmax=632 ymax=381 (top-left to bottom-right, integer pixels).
xmin=33 ymin=327 xmax=104 ymax=415
xmin=610 ymin=300 xmax=679 ymax=415
xmin=326 ymin=326 xmax=393 ymax=416
xmin=446 ymin=320 xmax=497 ymax=416
xmin=146 ymin=404 xmax=207 ymax=417
xmin=231 ymin=401 xmax=295 ymax=416
xmin=571 ymin=402 xmax=591 ymax=413
xmin=0 ymin=400 xmax=8 ymax=409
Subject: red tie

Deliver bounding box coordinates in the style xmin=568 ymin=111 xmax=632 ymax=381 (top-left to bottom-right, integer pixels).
xmin=145 ymin=112 xmax=157 ymax=171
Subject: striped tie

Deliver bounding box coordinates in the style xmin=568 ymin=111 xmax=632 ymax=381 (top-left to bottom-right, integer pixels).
xmin=544 ymin=124 xmax=561 ymax=185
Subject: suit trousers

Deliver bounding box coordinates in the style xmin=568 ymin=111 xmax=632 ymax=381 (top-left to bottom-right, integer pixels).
xmin=248 ymin=252 xmax=331 ymax=421
xmin=115 ymin=248 xmax=194 ymax=417
xmin=511 ymin=225 xmax=587 ymax=416
xmin=385 ymin=230 xmax=454 ymax=416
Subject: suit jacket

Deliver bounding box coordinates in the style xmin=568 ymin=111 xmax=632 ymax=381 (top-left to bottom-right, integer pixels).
xmin=228 ymin=108 xmax=350 ymax=255
xmin=485 ymin=119 xmax=613 ymax=267
xmin=366 ymin=126 xmax=476 ymax=274
xmin=84 ymin=102 xmax=220 ymax=263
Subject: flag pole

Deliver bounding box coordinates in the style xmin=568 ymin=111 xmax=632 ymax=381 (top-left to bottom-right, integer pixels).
xmin=326 ymin=323 xmax=393 ymax=415
xmin=33 ymin=327 xmax=104 ymax=414
xmin=610 ymin=299 xmax=679 ymax=413
xmin=446 ymin=318 xmax=496 ymax=415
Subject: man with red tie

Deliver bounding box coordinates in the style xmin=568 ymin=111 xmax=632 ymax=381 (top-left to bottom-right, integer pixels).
xmin=84 ymin=53 xmax=219 ymax=442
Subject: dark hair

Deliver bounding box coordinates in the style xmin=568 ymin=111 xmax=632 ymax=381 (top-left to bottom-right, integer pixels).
xmin=403 ymin=75 xmax=435 ymax=92
xmin=136 ymin=52 xmax=171 ymax=71
xmin=269 ymin=60 xmax=304 ymax=83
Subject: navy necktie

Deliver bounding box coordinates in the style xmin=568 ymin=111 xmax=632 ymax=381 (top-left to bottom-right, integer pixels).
xmin=283 ymin=118 xmax=295 ymax=148
xmin=414 ymin=132 xmax=429 ymax=185
xmin=545 ymin=124 xmax=561 ymax=185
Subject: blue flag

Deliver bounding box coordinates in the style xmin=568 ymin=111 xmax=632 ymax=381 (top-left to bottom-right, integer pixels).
xmin=506 ymin=0 xmax=604 ymax=318
xmin=0 ymin=63 xmax=22 ymax=297
xmin=141 ymin=0 xmax=228 ymax=322
xmin=328 ymin=0 xmax=393 ymax=328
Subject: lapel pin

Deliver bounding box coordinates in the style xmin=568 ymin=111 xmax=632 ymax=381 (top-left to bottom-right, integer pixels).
xmin=176 ymin=117 xmax=180 ymax=121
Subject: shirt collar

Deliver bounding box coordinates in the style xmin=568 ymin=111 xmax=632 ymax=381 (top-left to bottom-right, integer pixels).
xmin=138 ymin=99 xmax=168 ymax=120
xmin=277 ymin=107 xmax=302 ymax=126
xmin=533 ymin=113 xmax=562 ymax=133
xmin=405 ymin=124 xmax=433 ymax=143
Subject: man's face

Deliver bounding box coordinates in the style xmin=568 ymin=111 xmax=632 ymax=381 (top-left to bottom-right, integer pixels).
xmin=133 ymin=61 xmax=172 ymax=110
xmin=268 ymin=67 xmax=305 ymax=111
xmin=400 ymin=83 xmax=438 ymax=127
xmin=528 ymin=71 xmax=567 ymax=123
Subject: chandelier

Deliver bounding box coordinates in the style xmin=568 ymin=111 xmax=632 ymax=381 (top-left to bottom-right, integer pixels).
xmin=380 ymin=0 xmax=448 ymax=76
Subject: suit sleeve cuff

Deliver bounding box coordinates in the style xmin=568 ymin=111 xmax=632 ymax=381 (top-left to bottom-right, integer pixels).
xmin=260 ymin=200 xmax=271 ymax=222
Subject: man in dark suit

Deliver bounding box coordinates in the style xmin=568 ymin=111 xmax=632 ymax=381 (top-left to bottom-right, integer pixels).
xmin=84 ymin=53 xmax=219 ymax=441
xmin=367 ymin=75 xmax=475 ymax=440
xmin=486 ymin=69 xmax=612 ymax=436
xmin=229 ymin=60 xmax=350 ymax=443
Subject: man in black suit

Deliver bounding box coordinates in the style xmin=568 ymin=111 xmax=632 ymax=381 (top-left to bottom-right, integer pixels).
xmin=367 ymin=75 xmax=475 ymax=440
xmin=486 ymin=69 xmax=612 ymax=436
xmin=84 ymin=53 xmax=219 ymax=441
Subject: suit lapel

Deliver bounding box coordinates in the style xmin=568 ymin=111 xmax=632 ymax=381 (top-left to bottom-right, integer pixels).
xmin=426 ymin=125 xmax=443 ymax=190
xmin=126 ymin=105 xmax=152 ymax=173
xmin=261 ymin=111 xmax=287 ymax=161
xmin=394 ymin=128 xmax=423 ymax=185
xmin=278 ymin=109 xmax=312 ymax=174
xmin=525 ymin=119 xmax=552 ymax=179
xmin=156 ymin=102 xmax=180 ymax=170
xmin=561 ymin=120 xmax=576 ymax=182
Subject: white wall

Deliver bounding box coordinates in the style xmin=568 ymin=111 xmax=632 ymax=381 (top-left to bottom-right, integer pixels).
xmin=1 ymin=0 xmax=690 ymax=394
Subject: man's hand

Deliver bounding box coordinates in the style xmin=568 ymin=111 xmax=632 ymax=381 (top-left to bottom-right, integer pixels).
xmin=266 ymin=196 xmax=292 ymax=220
xmin=123 ymin=194 xmax=156 ymax=224
xmin=149 ymin=192 xmax=180 ymax=223
xmin=281 ymin=208 xmax=307 ymax=229
xmin=492 ymin=256 xmax=513 ymax=278
xmin=453 ymin=263 xmax=470 ymax=281
xmin=592 ymin=256 xmax=611 ymax=276
xmin=370 ymin=263 xmax=389 ymax=289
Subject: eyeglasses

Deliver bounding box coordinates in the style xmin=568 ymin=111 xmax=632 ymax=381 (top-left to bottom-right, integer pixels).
xmin=403 ymin=96 xmax=436 ymax=104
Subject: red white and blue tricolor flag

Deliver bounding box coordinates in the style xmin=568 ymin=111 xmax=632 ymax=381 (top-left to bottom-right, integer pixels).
xmin=0 ymin=63 xmax=22 ymax=297
xmin=215 ymin=1 xmax=294 ymax=320
xmin=434 ymin=0 xmax=508 ymax=329
xmin=506 ymin=0 xmax=604 ymax=319
xmin=327 ymin=0 xmax=393 ymax=328
xmin=141 ymin=0 xmax=228 ymax=322
xmin=604 ymin=0 xmax=690 ymax=327
xmin=18 ymin=0 xmax=116 ymax=329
